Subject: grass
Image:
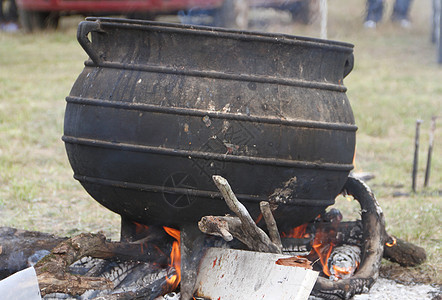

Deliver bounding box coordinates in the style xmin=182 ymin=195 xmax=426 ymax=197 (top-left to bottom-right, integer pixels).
xmin=0 ymin=0 xmax=440 ymax=284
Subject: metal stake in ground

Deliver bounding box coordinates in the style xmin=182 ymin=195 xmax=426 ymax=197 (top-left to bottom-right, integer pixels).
xmin=424 ymin=116 xmax=437 ymax=187
xmin=412 ymin=119 xmax=423 ymax=192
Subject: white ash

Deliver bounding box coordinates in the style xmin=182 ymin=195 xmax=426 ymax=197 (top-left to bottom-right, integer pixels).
xmin=353 ymin=278 xmax=440 ymax=300
xmin=328 ymin=245 xmax=361 ymax=281
xmin=309 ymin=278 xmax=440 ymax=300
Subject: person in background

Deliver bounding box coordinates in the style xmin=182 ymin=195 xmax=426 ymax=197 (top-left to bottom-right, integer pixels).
xmin=0 ymin=0 xmax=19 ymax=32
xmin=365 ymin=0 xmax=413 ymax=29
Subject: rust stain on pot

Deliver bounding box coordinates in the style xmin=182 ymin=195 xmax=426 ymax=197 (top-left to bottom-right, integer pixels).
xmin=203 ymin=115 xmax=211 ymax=127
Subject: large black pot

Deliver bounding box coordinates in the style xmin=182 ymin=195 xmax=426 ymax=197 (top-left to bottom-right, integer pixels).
xmin=63 ymin=17 xmax=357 ymax=228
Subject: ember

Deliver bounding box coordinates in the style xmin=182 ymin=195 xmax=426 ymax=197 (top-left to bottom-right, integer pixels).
xmin=281 ymin=223 xmax=309 ymax=239
xmin=385 ymin=236 xmax=397 ymax=247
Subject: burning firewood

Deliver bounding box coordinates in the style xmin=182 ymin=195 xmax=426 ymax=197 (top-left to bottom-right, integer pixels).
xmin=383 ymin=235 xmax=427 ymax=267
xmin=198 ymin=175 xmax=428 ymax=299
xmin=0 ymin=175 xmax=427 ymax=300
xmin=311 ymin=176 xmax=386 ymax=300
xmin=328 ymin=245 xmax=361 ymax=281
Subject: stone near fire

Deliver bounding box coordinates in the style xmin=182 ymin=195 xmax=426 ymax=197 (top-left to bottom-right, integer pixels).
xmin=194 ymin=248 xmax=318 ymax=300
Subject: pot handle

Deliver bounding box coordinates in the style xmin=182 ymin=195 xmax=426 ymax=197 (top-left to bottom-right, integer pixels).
xmin=343 ymin=53 xmax=354 ymax=78
xmin=77 ymin=20 xmax=104 ymax=65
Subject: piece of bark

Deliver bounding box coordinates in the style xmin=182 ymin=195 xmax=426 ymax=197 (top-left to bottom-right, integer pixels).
xmin=211 ymin=175 xmax=281 ymax=254
xmin=275 ymin=256 xmax=313 ymax=269
xmin=34 ymin=233 xmax=114 ymax=295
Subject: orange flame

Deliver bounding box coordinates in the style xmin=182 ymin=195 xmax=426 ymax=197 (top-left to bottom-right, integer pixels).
xmin=134 ymin=221 xmax=149 ymax=234
xmin=332 ymin=261 xmax=360 ymax=279
xmin=255 ymin=213 xmax=263 ymax=224
xmin=308 ymin=218 xmax=339 ymax=277
xmin=385 ymin=236 xmax=397 ymax=247
xmin=281 ymin=223 xmax=308 ymax=238
xmin=163 ymin=226 xmax=181 ymax=290
xmin=311 ymin=237 xmax=334 ymax=277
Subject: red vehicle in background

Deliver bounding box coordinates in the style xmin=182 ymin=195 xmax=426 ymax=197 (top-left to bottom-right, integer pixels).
xmin=15 ymin=0 xmax=224 ymax=31
xmin=15 ymin=0 xmax=314 ymax=32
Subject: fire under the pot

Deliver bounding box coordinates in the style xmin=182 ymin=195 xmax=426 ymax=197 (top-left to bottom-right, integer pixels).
xmin=37 ymin=206 xmax=376 ymax=299
xmin=0 ymin=175 xmax=426 ymax=300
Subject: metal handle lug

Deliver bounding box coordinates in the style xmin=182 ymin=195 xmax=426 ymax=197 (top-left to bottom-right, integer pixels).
xmin=77 ymin=20 xmax=105 ymax=65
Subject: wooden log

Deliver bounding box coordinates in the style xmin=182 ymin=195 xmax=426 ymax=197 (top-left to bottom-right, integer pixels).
xmin=383 ymin=235 xmax=427 ymax=267
xmin=328 ymin=245 xmax=361 ymax=281
xmin=34 ymin=231 xmax=175 ymax=296
xmin=198 ymin=215 xmax=234 ymax=242
xmin=313 ymin=221 xmax=426 ymax=267
xmin=34 ymin=232 xmax=115 ymax=295
xmin=180 ymin=224 xmax=206 ymax=300
xmin=0 ymin=227 xmax=66 ymax=279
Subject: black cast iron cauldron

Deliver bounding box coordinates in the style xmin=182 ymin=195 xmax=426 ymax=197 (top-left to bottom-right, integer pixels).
xmin=63 ymin=17 xmax=357 ymax=228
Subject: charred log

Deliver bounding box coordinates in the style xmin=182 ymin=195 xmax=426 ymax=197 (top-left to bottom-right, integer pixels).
xmin=307 ymin=221 xmax=426 ymax=267
xmin=33 ymin=231 xmax=175 ymax=296
xmin=383 ymin=235 xmax=427 ymax=267
xmin=180 ymin=223 xmax=206 ymax=300
xmin=0 ymin=227 xmax=66 ymax=279
xmin=328 ymin=245 xmax=361 ymax=281
xmin=311 ymin=176 xmax=387 ymax=300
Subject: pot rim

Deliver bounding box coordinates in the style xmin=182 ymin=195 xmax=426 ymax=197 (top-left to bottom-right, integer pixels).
xmin=85 ymin=17 xmax=354 ymax=51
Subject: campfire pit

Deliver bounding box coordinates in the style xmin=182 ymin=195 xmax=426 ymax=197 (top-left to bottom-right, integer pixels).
xmin=0 ymin=174 xmax=427 ymax=299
